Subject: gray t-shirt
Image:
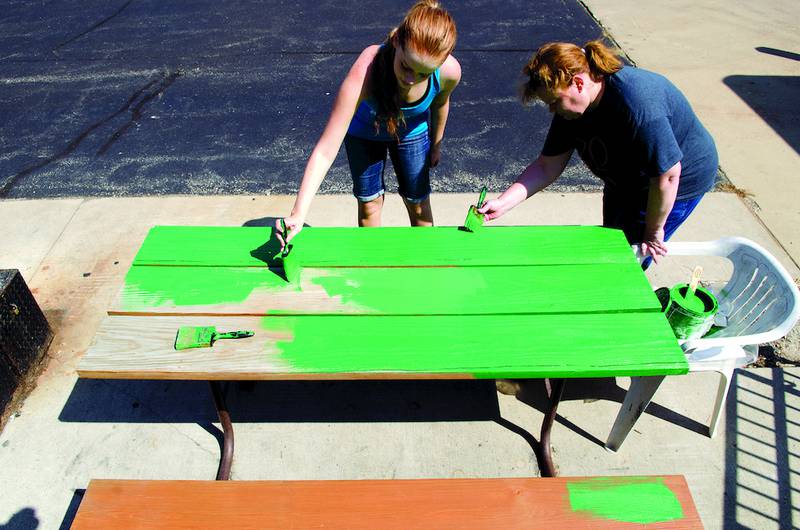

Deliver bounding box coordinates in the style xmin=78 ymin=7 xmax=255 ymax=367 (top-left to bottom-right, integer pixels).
xmin=542 ymin=66 xmax=717 ymax=200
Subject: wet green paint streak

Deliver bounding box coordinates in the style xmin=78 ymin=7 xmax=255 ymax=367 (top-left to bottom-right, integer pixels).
xmin=119 ymin=263 xmax=661 ymax=315
xmin=259 ymin=314 xmax=687 ymax=378
xmin=134 ymin=225 xmax=638 ymax=268
xmin=567 ymin=477 xmax=684 ymax=524
xmin=120 ymin=266 xmax=288 ymax=310
xmin=310 ymin=262 xmax=660 ymax=316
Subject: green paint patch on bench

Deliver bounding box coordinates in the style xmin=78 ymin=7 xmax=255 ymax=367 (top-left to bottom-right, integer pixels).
xmin=117 ymin=262 xmax=661 ymax=316
xmin=133 ymin=225 xmax=638 ymax=268
xmin=567 ymin=477 xmax=684 ymax=524
xmin=260 ymin=313 xmax=687 ymax=378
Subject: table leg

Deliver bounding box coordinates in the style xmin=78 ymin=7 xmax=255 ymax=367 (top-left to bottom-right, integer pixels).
xmin=209 ymin=381 xmax=234 ymax=480
xmin=540 ymin=378 xmax=565 ymax=477
xmin=604 ymin=375 xmax=666 ymax=452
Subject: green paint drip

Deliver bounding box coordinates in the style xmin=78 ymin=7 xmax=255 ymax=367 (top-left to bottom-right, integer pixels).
xmin=567 ymin=477 xmax=684 ymax=524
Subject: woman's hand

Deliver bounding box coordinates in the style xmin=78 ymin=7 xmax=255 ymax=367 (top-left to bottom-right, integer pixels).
xmin=477 ymin=198 xmax=511 ymax=221
xmin=640 ymin=227 xmax=668 ymax=264
xmin=275 ymin=215 xmax=304 ymax=250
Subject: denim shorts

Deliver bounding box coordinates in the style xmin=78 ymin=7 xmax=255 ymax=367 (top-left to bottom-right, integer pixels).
xmin=603 ymin=186 xmax=704 ymax=268
xmin=344 ymin=133 xmax=431 ymax=203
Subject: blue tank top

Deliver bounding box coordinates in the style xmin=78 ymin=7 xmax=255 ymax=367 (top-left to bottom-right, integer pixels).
xmin=347 ymin=68 xmax=442 ymax=141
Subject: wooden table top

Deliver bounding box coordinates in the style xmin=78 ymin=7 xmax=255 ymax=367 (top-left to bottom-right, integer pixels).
xmin=78 ymin=225 xmax=686 ymax=380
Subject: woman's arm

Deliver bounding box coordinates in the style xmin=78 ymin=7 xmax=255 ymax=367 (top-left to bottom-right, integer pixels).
xmin=478 ymin=151 xmax=572 ymax=220
xmin=428 ymin=55 xmax=461 ymax=167
xmin=641 ymin=160 xmax=681 ymax=263
xmin=277 ymin=46 xmax=377 ymax=246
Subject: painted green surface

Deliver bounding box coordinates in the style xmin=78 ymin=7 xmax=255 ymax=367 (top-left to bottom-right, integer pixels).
xmin=120 ymin=266 xmax=286 ymax=310
xmin=119 ymin=262 xmax=662 ymax=315
xmin=567 ymin=477 xmax=684 ymax=524
xmin=133 ymin=225 xmax=638 ymax=267
xmin=310 ymin=262 xmax=659 ymax=315
xmin=123 ymin=225 xmax=688 ymax=378
xmin=259 ymin=313 xmax=688 ymax=378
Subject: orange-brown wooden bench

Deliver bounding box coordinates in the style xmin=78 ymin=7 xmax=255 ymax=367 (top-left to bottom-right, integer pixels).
xmin=71 ymin=475 xmax=703 ymax=529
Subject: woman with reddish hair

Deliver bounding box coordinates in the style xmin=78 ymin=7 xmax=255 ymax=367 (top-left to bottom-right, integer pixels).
xmin=278 ymin=1 xmax=460 ymax=247
xmin=480 ymin=40 xmax=717 ymax=266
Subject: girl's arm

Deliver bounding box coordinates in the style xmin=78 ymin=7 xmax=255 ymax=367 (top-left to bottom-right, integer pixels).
xmin=428 ymin=55 xmax=461 ymax=167
xmin=277 ymin=46 xmax=377 ymax=246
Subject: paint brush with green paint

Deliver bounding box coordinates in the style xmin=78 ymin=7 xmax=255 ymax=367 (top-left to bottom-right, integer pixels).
xmin=276 ymin=218 xmax=302 ymax=282
xmin=174 ymin=326 xmax=254 ymax=350
xmin=463 ymin=186 xmax=487 ymax=232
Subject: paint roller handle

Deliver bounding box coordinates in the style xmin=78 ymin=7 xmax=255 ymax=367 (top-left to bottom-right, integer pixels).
xmin=688 ymin=266 xmax=703 ymax=296
xmin=214 ymin=330 xmax=255 ymax=341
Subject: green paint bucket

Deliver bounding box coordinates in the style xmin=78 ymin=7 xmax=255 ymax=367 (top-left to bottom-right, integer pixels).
xmin=656 ymin=284 xmax=718 ymax=340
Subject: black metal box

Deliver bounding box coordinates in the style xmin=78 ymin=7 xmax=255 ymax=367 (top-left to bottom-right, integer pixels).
xmin=1 ymin=269 xmax=53 ymax=415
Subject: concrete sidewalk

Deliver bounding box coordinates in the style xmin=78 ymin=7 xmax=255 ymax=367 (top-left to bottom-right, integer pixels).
xmin=583 ymin=0 xmax=800 ymax=269
xmin=0 ymin=191 xmax=798 ymax=529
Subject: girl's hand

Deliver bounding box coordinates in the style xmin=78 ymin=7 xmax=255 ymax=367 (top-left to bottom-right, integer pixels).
xmin=640 ymin=227 xmax=667 ymax=264
xmin=275 ymin=216 xmax=304 ymax=250
xmin=429 ymin=143 xmax=441 ymax=167
xmin=477 ymin=198 xmax=509 ymax=222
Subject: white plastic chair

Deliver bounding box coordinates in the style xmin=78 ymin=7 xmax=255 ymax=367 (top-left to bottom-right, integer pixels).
xmin=605 ymin=237 xmax=800 ymax=451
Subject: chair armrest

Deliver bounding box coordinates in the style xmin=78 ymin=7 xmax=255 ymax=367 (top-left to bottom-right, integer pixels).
xmin=634 ymin=237 xmax=800 ymax=350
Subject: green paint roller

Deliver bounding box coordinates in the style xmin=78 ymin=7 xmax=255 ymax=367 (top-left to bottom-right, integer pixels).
xmin=276 ymin=218 xmax=302 ymax=282
xmin=463 ymin=186 xmax=487 ymax=232
xmin=174 ymin=326 xmax=254 ymax=350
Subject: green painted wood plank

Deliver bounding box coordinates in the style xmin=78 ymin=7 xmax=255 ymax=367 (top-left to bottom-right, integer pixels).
xmin=79 ymin=312 xmax=687 ymax=379
xmin=132 ymin=225 xmax=638 ymax=268
xmin=259 ymin=312 xmax=687 ymax=378
xmin=115 ymin=262 xmax=662 ymax=315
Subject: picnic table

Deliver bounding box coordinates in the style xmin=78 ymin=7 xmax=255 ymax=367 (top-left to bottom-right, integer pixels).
xmin=78 ymin=225 xmax=687 ymax=478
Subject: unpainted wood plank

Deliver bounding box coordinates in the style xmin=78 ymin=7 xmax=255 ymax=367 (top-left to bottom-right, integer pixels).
xmin=78 ymin=313 xmax=686 ymax=380
xmin=111 ymin=262 xmax=661 ymax=316
xmin=132 ymin=225 xmax=637 ymax=268
xmin=71 ymin=476 xmax=703 ymax=529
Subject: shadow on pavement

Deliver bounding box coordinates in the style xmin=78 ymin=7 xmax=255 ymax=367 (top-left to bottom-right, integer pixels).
xmin=0 ymin=508 xmax=39 ymax=530
xmin=59 ymin=379 xmax=501 ymax=424
xmin=57 ymin=490 xmax=85 ymax=530
xmin=510 ymin=376 xmax=708 ymax=448
xmin=723 ymin=369 xmax=798 ymax=529
xmin=723 ymin=73 xmax=800 ymax=156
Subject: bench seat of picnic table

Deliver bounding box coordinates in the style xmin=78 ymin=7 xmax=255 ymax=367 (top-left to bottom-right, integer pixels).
xmin=71 ymin=475 xmax=703 ymax=529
